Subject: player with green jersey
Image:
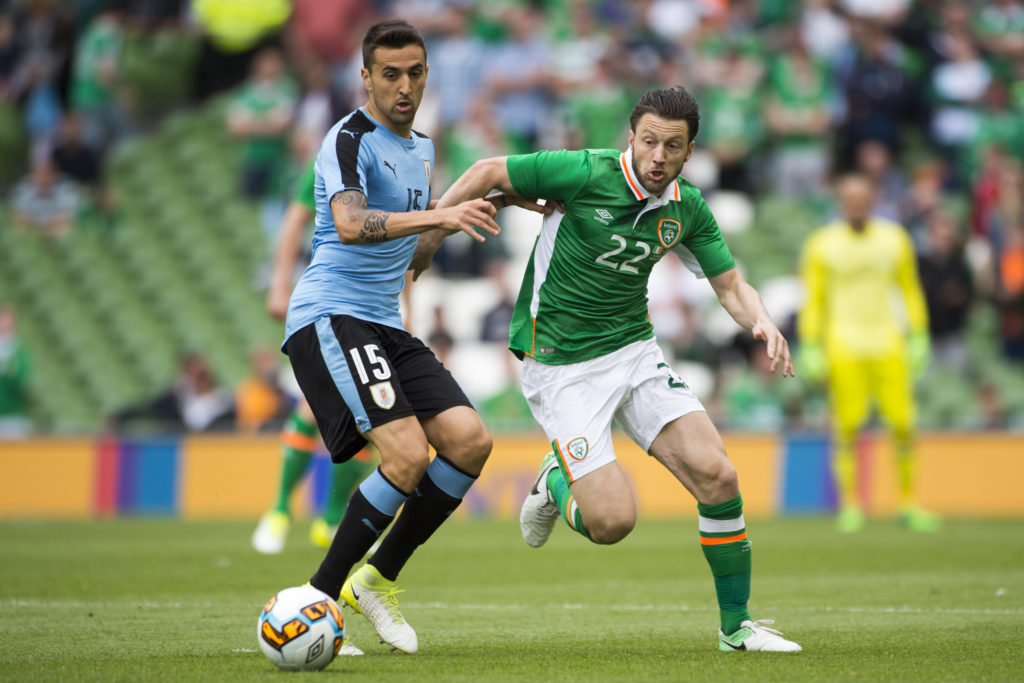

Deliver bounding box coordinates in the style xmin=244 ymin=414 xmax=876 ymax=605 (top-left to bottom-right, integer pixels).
xmin=415 ymin=87 xmax=801 ymax=653
xmin=504 ymin=148 xmax=735 ymax=364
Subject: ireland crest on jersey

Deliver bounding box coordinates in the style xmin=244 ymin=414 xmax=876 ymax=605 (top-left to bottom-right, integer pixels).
xmin=657 ymin=219 xmax=682 ymax=248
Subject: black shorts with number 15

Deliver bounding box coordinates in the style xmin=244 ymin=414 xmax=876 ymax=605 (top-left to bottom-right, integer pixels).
xmin=285 ymin=315 xmax=473 ymax=463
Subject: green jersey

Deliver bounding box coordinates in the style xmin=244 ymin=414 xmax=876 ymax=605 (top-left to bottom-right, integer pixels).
xmin=70 ymin=17 xmax=122 ymax=109
xmin=294 ymin=162 xmax=316 ymax=211
xmin=506 ymin=148 xmax=735 ymax=365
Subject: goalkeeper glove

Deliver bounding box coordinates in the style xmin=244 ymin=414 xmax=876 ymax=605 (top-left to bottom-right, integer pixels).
xmin=798 ymin=342 xmax=828 ymax=383
xmin=908 ymin=331 xmax=931 ymax=378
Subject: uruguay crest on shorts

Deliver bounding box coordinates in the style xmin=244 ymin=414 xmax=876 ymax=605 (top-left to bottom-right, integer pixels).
xmin=370 ymin=381 xmax=396 ymax=410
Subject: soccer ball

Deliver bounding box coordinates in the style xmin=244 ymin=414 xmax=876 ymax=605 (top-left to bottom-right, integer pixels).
xmin=257 ymin=585 xmax=345 ymax=671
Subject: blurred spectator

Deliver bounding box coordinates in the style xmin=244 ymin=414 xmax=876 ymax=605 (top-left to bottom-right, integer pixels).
xmin=800 ymin=0 xmax=851 ymax=65
xmin=442 ymin=97 xmax=512 ymax=188
xmin=0 ymin=14 xmax=19 ymax=99
xmin=427 ymin=304 xmax=455 ymax=368
xmin=996 ymin=221 xmax=1024 ymax=362
xmin=974 ymin=0 xmax=1024 ymax=70
xmin=289 ymin=60 xmax=332 ymax=164
xmin=70 ymin=5 xmax=130 ymax=154
xmin=764 ymin=29 xmax=832 ymax=199
xmin=432 ymin=101 xmax=512 ymax=279
xmin=971 ymin=82 xmax=1024 ymax=177
xmin=0 ymin=305 xmax=32 ymax=439
xmin=15 ymin=0 xmax=73 ymax=159
xmin=854 ymin=138 xmax=906 ymax=221
xmin=287 ymin=0 xmax=374 ymax=72
xmin=483 ymin=4 xmax=554 ymax=153
xmin=191 ymin=0 xmax=290 ymax=99
xmin=561 ymin=51 xmax=634 ymax=151
xmin=479 ymin=274 xmax=515 ymax=348
xmin=11 ymin=158 xmax=79 ymax=238
xmin=699 ymin=47 xmax=764 ymax=194
xmin=552 ymin=0 xmax=613 ymax=86
xmin=917 ymin=208 xmax=974 ymax=372
xmin=719 ymin=332 xmax=788 ymax=432
xmin=971 ymin=145 xmax=1011 ymax=240
xmin=172 ymin=352 xmax=236 ymax=431
xmin=226 ymin=46 xmax=296 ymax=200
xmin=478 ymin=261 xmax=518 ymax=390
xmin=113 ymin=352 xmax=235 ymax=432
xmin=901 ymin=158 xmax=946 ymax=245
xmin=50 ymin=112 xmax=100 ymax=187
xmin=235 ymin=346 xmax=288 ymax=433
xmin=837 ymin=21 xmax=920 ymax=167
xmin=647 ymin=254 xmax=711 ymax=363
xmin=419 ymin=2 xmax=486 ymax=131
xmin=929 ymin=29 xmax=991 ymax=154
xmin=840 ymin=0 xmax=912 ymax=26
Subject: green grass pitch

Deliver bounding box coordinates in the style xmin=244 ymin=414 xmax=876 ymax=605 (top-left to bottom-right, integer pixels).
xmin=1 ymin=516 xmax=1022 ymax=681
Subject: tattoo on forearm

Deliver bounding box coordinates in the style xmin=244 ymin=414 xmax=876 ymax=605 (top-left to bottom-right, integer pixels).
xmin=359 ymin=211 xmax=389 ymax=242
xmin=334 ymin=191 xmax=389 ymax=242
xmin=334 ymin=191 xmax=367 ymax=224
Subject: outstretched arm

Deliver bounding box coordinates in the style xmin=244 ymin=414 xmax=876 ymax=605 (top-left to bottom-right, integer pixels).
xmin=709 ymin=267 xmax=795 ymax=377
xmin=330 ymin=189 xmax=500 ymax=245
xmin=410 ymin=157 xmax=553 ymax=279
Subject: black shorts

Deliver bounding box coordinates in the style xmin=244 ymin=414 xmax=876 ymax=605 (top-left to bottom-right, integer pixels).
xmin=285 ymin=315 xmax=473 ymax=463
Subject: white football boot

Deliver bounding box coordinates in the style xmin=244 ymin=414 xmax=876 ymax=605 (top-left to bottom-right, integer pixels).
xmin=251 ymin=511 xmax=289 ymax=554
xmin=340 ymin=564 xmax=418 ymax=654
xmin=718 ymin=619 xmax=802 ymax=652
xmin=519 ymin=452 xmax=561 ymax=548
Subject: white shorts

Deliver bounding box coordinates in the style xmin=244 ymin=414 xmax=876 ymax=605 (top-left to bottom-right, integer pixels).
xmin=521 ymin=338 xmax=705 ymax=482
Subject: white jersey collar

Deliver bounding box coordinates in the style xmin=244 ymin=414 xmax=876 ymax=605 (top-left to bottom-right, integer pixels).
xmin=619 ymin=147 xmax=681 ymax=204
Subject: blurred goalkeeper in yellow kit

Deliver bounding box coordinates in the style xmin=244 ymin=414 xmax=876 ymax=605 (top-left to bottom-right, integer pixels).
xmin=798 ymin=173 xmax=940 ymax=533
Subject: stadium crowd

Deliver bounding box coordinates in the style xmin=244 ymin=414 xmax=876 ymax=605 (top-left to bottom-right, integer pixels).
xmin=2 ymin=0 xmax=1024 ymax=434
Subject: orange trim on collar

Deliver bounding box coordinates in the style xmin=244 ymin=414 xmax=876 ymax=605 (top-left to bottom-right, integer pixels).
xmin=620 ymin=153 xmax=646 ymax=201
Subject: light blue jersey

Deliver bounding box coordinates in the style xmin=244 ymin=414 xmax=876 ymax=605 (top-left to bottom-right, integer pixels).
xmin=285 ymin=108 xmax=434 ymax=344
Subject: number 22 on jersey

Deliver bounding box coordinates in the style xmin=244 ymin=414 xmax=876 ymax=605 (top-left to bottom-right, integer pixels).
xmin=595 ymin=234 xmax=652 ymax=274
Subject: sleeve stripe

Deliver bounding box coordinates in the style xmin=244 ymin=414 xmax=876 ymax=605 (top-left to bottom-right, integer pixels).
xmin=334 ymin=110 xmax=375 ymax=192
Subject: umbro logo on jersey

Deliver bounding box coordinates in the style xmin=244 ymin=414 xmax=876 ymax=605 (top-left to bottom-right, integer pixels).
xmin=383 ymin=160 xmax=398 ymax=178
xmin=593 ymin=209 xmax=614 ymax=225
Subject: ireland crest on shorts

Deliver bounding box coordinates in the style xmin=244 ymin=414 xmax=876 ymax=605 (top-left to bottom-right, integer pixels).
xmin=657 ymin=218 xmax=682 ymax=248
xmin=370 ymin=381 xmax=395 ymax=409
xmin=567 ymin=437 xmax=589 ymax=461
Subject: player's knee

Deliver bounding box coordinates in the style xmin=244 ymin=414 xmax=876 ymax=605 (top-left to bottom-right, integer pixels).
xmin=378 ymin=442 xmax=430 ymax=490
xmin=469 ymin=427 xmax=493 ymax=462
xmin=696 ymin=458 xmax=739 ymax=502
xmin=444 ymin=424 xmax=492 ymax=474
xmin=588 ymin=514 xmax=635 ymax=545
xmin=714 ymin=461 xmax=739 ymax=496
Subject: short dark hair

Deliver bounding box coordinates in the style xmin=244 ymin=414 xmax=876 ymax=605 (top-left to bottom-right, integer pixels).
xmin=629 ymin=86 xmax=700 ymax=143
xmin=362 ymin=20 xmax=427 ymax=69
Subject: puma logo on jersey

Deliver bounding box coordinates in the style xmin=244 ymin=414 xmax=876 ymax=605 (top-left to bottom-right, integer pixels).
xmin=340 ymin=129 xmax=358 ymax=138
xmin=593 ymin=209 xmax=613 ymax=225
xmin=383 ymin=160 xmax=397 ymax=178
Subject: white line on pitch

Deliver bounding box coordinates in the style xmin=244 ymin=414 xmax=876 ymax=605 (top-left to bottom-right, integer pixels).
xmin=3 ymin=598 xmax=1021 ymax=617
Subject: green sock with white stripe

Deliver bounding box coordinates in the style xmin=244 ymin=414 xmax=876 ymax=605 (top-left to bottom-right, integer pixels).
xmin=545 ymin=459 xmax=591 ymax=541
xmin=698 ymin=496 xmax=752 ymax=635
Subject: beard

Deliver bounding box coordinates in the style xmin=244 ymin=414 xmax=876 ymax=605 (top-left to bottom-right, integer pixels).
xmin=632 ymin=156 xmax=673 ymax=195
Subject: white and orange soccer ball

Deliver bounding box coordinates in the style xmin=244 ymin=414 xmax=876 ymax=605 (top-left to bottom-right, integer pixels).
xmin=257 ymin=585 xmax=345 ymax=671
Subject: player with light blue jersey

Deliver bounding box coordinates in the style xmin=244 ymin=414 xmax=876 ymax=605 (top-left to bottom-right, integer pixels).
xmin=285 ymin=110 xmax=434 ymax=336
xmin=279 ymin=20 xmax=546 ymax=656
